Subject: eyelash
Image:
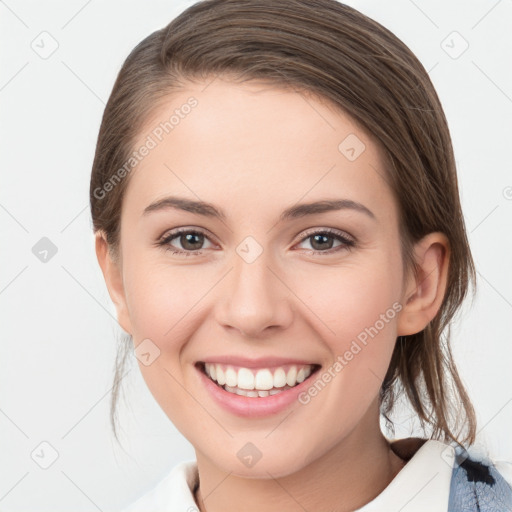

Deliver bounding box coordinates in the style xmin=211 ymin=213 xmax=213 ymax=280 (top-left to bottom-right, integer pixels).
xmin=156 ymin=227 xmax=356 ymax=257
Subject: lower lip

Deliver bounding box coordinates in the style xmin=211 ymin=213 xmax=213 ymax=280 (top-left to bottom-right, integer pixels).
xmin=196 ymin=364 xmax=320 ymax=418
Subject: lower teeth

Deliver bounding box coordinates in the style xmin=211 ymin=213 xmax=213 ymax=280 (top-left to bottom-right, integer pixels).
xmin=222 ymin=384 xmax=293 ymax=397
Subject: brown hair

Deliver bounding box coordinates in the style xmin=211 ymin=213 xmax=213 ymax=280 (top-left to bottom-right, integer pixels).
xmin=90 ymin=0 xmax=477 ymax=447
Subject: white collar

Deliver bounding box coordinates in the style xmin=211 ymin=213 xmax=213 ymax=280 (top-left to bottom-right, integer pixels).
xmin=122 ymin=459 xmax=199 ymax=511
xmin=122 ymin=439 xmax=455 ymax=511
xmin=356 ymin=439 xmax=454 ymax=511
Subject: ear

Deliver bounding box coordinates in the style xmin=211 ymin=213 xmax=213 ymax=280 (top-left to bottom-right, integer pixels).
xmin=95 ymin=231 xmax=133 ymax=335
xmin=397 ymin=232 xmax=450 ymax=336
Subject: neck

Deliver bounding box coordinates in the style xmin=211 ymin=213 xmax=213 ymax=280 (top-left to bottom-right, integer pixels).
xmin=193 ymin=405 xmax=406 ymax=512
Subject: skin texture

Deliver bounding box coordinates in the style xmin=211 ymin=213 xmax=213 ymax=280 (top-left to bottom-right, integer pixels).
xmin=95 ymin=77 xmax=450 ymax=511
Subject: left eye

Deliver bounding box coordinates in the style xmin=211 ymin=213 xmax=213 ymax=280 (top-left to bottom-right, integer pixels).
xmin=157 ymin=228 xmax=355 ymax=256
xmin=296 ymin=229 xmax=355 ymax=253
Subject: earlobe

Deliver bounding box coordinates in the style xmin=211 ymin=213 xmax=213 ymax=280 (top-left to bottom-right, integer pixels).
xmin=397 ymin=232 xmax=450 ymax=336
xmin=94 ymin=232 xmax=133 ymax=335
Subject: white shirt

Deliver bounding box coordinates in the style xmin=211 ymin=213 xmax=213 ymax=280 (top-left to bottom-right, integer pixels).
xmin=121 ymin=439 xmax=507 ymax=512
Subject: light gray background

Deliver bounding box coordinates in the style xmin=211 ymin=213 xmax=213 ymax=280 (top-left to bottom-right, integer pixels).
xmin=1 ymin=0 xmax=511 ymax=510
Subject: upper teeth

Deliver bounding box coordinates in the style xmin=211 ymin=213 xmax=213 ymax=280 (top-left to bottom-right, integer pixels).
xmin=204 ymin=363 xmax=314 ymax=390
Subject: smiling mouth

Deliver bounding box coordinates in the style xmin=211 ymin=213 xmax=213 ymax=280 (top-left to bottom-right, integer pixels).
xmin=196 ymin=362 xmax=321 ymax=397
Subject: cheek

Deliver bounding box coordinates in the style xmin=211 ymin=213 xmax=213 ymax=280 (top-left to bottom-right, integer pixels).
xmin=294 ymin=256 xmax=401 ymax=345
xmin=120 ymin=258 xmax=215 ymax=408
xmin=291 ymin=259 xmax=400 ymax=402
xmin=122 ymin=262 xmax=203 ymax=418
xmin=122 ymin=254 xmax=205 ymax=343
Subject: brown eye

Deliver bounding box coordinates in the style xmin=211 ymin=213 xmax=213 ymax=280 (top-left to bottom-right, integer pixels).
xmin=158 ymin=228 xmax=214 ymax=256
xmin=178 ymin=232 xmax=205 ymax=250
xmin=296 ymin=229 xmax=355 ymax=255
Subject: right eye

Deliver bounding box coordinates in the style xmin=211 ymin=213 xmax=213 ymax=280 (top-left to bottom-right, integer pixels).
xmin=157 ymin=228 xmax=215 ymax=256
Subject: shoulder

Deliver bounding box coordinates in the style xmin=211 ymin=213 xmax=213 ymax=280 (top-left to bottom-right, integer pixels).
xmin=448 ymin=446 xmax=512 ymax=512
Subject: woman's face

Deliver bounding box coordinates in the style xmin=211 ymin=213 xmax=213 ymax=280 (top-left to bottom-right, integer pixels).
xmin=105 ymin=77 xmax=414 ymax=477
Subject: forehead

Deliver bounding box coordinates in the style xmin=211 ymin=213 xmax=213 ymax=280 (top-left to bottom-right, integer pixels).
xmin=123 ymin=78 xmax=396 ymax=225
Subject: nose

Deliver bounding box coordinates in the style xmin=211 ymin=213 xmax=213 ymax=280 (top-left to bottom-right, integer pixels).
xmin=214 ymin=247 xmax=293 ymax=339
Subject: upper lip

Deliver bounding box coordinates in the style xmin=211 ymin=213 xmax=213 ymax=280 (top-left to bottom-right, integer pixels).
xmin=198 ymin=356 xmax=320 ymax=369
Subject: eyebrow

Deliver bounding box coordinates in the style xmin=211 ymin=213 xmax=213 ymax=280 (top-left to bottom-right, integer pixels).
xmin=143 ymin=196 xmax=376 ymax=222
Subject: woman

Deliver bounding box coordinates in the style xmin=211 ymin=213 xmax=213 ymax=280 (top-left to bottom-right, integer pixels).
xmin=90 ymin=1 xmax=512 ymax=510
